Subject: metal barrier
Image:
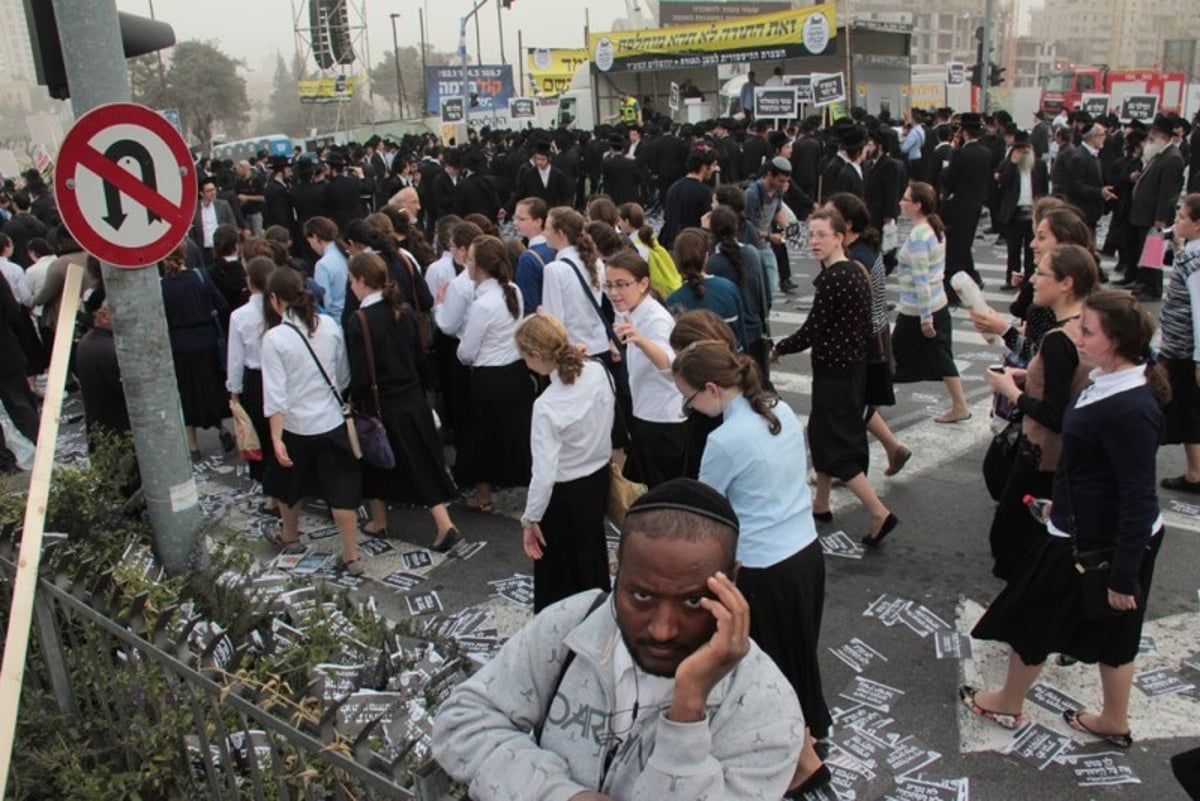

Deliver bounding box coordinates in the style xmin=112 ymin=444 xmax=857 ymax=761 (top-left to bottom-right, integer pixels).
xmin=1 ymin=555 xmax=451 ymax=801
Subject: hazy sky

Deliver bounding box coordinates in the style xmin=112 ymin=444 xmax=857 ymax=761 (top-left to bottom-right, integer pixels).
xmin=115 ymin=0 xmax=639 ymax=76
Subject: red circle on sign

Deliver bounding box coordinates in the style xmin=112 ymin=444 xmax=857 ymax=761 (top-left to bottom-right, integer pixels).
xmin=54 ymin=102 xmax=197 ymax=268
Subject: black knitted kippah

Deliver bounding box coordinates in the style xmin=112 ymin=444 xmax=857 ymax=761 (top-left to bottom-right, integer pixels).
xmin=627 ymin=477 xmax=739 ymax=532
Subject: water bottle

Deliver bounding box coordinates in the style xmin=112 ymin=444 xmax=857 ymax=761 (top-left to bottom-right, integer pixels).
xmin=1023 ymin=495 xmax=1051 ymax=525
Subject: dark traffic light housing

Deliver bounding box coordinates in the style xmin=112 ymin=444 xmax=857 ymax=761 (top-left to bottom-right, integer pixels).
xmin=989 ymin=63 xmax=1006 ymax=87
xmin=24 ymin=1 xmax=176 ymax=100
xmin=970 ymin=64 xmax=983 ymax=87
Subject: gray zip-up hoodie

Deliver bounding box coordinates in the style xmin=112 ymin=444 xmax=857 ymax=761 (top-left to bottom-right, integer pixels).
xmin=433 ymin=589 xmax=805 ymax=800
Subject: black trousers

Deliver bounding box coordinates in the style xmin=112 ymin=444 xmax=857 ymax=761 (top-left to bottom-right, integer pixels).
xmin=1005 ymin=212 xmax=1035 ymax=282
xmin=533 ymin=465 xmax=611 ymax=613
xmin=944 ymin=214 xmax=982 ymax=300
xmin=772 ymin=239 xmax=791 ymax=287
xmin=0 ymin=371 xmax=40 ymax=444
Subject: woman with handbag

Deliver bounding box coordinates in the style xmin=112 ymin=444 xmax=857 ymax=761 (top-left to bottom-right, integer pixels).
xmin=963 ymin=290 xmax=1169 ymax=749
xmin=672 ymin=338 xmax=832 ymax=797
xmin=983 ymin=244 xmax=1097 ymax=582
xmin=456 ymin=235 xmax=534 ymax=513
xmin=344 ymin=252 xmax=463 ymax=552
xmin=772 ymin=210 xmax=897 ymax=546
xmin=226 ymin=255 xmax=277 ymax=501
xmin=606 ymin=249 xmax=688 ymax=488
xmin=823 ymin=193 xmax=911 ymax=478
xmin=260 ymin=267 xmax=365 ymax=575
xmin=514 ymin=311 xmax=614 ymax=611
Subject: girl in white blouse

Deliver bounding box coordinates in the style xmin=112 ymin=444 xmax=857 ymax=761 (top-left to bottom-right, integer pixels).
xmin=515 ymin=311 xmax=615 ymax=611
xmin=260 ymin=267 xmax=364 ymax=575
xmin=456 ymin=235 xmax=535 ymax=513
xmin=227 ymin=256 xmax=276 ymax=504
xmin=606 ymin=249 xmax=688 ymax=487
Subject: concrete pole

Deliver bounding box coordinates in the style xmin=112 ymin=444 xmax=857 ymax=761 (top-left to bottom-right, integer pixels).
xmin=52 ymin=0 xmax=202 ymax=574
xmin=979 ymin=0 xmax=996 ymax=113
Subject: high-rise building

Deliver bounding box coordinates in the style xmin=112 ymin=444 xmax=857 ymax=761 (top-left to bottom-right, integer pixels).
xmin=0 ymin=0 xmax=36 ymax=84
xmin=1028 ymin=0 xmax=1198 ymax=70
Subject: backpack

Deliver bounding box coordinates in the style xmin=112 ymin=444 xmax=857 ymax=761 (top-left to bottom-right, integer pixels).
xmin=646 ymin=238 xmax=682 ymax=298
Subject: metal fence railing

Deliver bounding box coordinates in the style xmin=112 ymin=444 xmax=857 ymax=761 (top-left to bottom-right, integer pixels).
xmin=0 ymin=554 xmax=451 ymax=801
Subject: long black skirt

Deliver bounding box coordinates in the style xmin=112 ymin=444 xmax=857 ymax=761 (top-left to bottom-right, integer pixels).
xmin=988 ymin=438 xmax=1053 ymax=583
xmin=625 ymin=417 xmax=688 ymax=489
xmin=808 ymin=366 xmax=869 ymax=481
xmin=1163 ymin=357 xmax=1200 ymax=444
xmin=864 ymin=326 xmax=896 ymax=407
xmin=174 ymin=346 xmax=228 ymax=429
xmin=362 ymin=389 xmax=458 ymax=508
xmin=972 ymin=530 xmax=1165 ymax=668
xmin=737 ymin=539 xmax=831 ymax=739
xmin=240 ymin=367 xmax=276 ymax=483
xmin=533 ymin=464 xmax=611 ymax=612
xmin=892 ymin=308 xmax=958 ymax=383
xmin=460 ymin=361 xmax=534 ymax=487
xmin=263 ymin=426 xmax=362 ymax=510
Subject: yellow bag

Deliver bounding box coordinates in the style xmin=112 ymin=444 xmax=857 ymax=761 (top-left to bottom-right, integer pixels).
xmin=607 ymin=461 xmax=646 ymax=529
xmin=229 ymin=399 xmax=262 ymax=461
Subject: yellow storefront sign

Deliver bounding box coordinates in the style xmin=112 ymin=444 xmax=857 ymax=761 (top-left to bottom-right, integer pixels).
xmin=526 ymin=48 xmax=589 ymax=99
xmin=298 ymin=76 xmax=359 ymax=104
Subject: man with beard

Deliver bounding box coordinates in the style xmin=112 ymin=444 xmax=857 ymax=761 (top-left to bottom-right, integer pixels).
xmin=1127 ymin=114 xmax=1186 ymax=300
xmin=432 ymin=479 xmax=804 ymax=801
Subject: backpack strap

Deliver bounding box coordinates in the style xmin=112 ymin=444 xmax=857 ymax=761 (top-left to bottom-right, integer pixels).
xmin=562 ymin=256 xmax=617 ymax=346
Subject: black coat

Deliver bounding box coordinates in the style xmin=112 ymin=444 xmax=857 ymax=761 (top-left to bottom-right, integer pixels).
xmin=928 ymin=143 xmax=952 ymax=194
xmin=1050 ymin=143 xmax=1077 ymax=195
xmin=790 ymin=135 xmax=823 ymax=201
xmin=1190 ymin=128 xmax=1200 ymax=194
xmin=290 ymin=182 xmax=330 ymax=231
xmin=430 ymin=170 xmax=459 ymax=222
xmin=326 ymin=174 xmax=371 ymax=232
xmin=655 ymin=135 xmax=688 ymax=185
xmin=601 ymin=153 xmax=643 ymax=205
xmin=0 ymin=273 xmax=41 ymax=377
xmin=75 ymin=327 xmax=130 ymax=438
xmin=995 ymin=159 xmax=1049 ymax=227
xmin=345 ymin=301 xmax=430 ymax=403
xmin=1130 ymin=144 xmax=1186 ymax=228
xmin=1064 ymin=147 xmax=1106 ymax=226
xmin=741 ymin=136 xmax=770 ymax=180
xmin=864 ymin=155 xmax=905 ymax=230
xmin=263 ymin=179 xmax=294 ymax=231
xmin=942 ymin=139 xmax=993 ymax=220
xmin=456 ymin=172 xmax=503 ymax=222
xmin=2 ymin=212 xmax=46 ymax=268
xmin=513 ymin=165 xmax=574 ymax=209
xmin=820 ymin=156 xmax=864 ymax=201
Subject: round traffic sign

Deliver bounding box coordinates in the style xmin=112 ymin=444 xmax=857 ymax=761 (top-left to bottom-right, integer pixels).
xmin=54 ymin=102 xmax=197 ymax=268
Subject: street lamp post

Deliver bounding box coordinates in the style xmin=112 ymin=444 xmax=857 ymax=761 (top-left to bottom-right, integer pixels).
xmin=389 ymin=13 xmax=408 ymax=119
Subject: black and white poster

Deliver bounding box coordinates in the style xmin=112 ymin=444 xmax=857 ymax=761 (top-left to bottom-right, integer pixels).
xmin=1119 ymin=94 xmax=1157 ymax=122
xmin=946 ymin=62 xmax=965 ymax=86
xmin=509 ymin=97 xmax=537 ymax=119
xmin=753 ymin=86 xmax=799 ymax=119
xmin=440 ymin=96 xmax=465 ymax=123
xmin=1080 ymin=93 xmax=1110 ymax=117
xmin=812 ymin=72 xmax=846 ymax=107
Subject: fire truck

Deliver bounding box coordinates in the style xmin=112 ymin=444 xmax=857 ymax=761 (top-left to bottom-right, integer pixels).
xmin=1039 ymin=66 xmax=1185 ymax=116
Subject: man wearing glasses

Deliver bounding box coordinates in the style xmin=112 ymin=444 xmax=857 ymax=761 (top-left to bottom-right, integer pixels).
xmin=190 ymin=178 xmax=237 ymax=267
xmin=433 ymin=479 xmax=804 ymax=800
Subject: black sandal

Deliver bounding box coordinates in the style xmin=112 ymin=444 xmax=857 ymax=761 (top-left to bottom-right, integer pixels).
xmin=1063 ymin=709 xmax=1133 ymax=749
xmin=265 ymin=529 xmax=305 ymax=555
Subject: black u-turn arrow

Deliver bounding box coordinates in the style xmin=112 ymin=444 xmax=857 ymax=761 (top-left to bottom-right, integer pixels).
xmin=102 ymin=140 xmax=160 ymax=230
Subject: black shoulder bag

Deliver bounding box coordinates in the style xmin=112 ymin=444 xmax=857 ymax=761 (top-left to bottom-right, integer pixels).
xmin=562 ymin=256 xmax=618 ymax=348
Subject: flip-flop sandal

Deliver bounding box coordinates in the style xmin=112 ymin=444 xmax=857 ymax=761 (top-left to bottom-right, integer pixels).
xmin=265 ymin=529 xmax=305 ymax=555
xmin=958 ymin=685 xmax=1027 ymax=730
xmin=1063 ymin=709 xmax=1133 ymax=749
xmin=337 ymin=557 xmax=365 ymax=577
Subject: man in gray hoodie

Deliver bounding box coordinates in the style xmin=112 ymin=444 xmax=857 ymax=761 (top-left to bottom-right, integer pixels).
xmin=433 ymin=479 xmax=805 ymax=800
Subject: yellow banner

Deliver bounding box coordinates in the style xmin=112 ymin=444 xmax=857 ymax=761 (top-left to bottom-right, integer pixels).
xmin=526 ymin=48 xmax=589 ymax=98
xmin=589 ymin=4 xmax=836 ymax=73
xmin=298 ymin=76 xmax=359 ymax=104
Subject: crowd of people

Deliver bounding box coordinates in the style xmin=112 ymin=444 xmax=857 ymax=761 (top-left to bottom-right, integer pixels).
xmin=0 ymin=97 xmax=1197 ymax=798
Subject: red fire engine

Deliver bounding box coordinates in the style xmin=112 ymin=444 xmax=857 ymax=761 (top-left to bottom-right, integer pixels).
xmin=1039 ymin=66 xmax=1185 ymax=116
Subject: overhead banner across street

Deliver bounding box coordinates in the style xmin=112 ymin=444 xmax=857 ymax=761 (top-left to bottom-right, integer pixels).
xmin=589 ymin=4 xmax=837 ymax=73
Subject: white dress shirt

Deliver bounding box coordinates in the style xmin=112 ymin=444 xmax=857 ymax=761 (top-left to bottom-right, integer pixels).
xmin=434 ymin=268 xmax=474 ymax=337
xmin=542 ymin=246 xmax=609 ymax=356
xmin=425 ymin=251 xmax=457 ymax=299
xmin=1017 ymin=168 xmax=1034 ymax=207
xmin=0 ymin=258 xmax=30 ymax=306
xmin=24 ymin=255 xmax=54 ymax=315
xmin=200 ymin=201 xmax=218 ymax=248
xmin=226 ymin=293 xmax=267 ymax=393
xmin=261 ymin=311 xmax=349 ymax=435
xmin=457 ymin=278 xmax=523 ymax=366
xmin=522 ymin=360 xmax=615 ymax=523
xmin=624 ymin=297 xmax=684 ymax=423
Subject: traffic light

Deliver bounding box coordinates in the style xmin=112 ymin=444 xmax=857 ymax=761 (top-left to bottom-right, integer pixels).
xmin=24 ymin=2 xmax=176 ymax=100
xmin=970 ymin=64 xmax=983 ymax=87
xmin=502 ymin=0 xmax=513 ymax=8
xmin=988 ymin=63 xmax=1006 ymax=87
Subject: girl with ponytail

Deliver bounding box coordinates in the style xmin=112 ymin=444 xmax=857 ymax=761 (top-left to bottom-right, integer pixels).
xmin=542 ymin=207 xmax=609 ymax=358
xmin=969 ymin=289 xmax=1168 ymax=751
xmin=706 ymin=206 xmax=771 ymax=384
xmin=670 ymin=337 xmax=833 ymax=797
xmin=514 ymin=311 xmax=615 ymax=611
xmin=455 ymin=235 xmax=535 ymax=513
xmin=666 ymin=228 xmax=749 ymax=351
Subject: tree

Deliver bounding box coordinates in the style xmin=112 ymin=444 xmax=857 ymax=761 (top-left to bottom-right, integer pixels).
xmin=369 ymin=46 xmax=455 ymax=119
xmin=162 ymin=41 xmax=250 ymax=152
xmin=128 ymin=54 xmax=169 ymax=109
xmin=267 ymin=52 xmax=306 ymax=137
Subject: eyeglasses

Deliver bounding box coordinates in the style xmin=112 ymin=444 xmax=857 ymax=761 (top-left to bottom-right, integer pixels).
xmin=604 ymin=280 xmax=636 ymax=291
xmin=681 ymin=388 xmax=702 ymax=413
xmin=1034 ymin=269 xmax=1056 ymax=279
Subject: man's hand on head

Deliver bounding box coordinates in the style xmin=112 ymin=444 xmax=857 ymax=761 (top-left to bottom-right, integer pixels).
xmin=668 ymin=571 xmax=750 ymax=723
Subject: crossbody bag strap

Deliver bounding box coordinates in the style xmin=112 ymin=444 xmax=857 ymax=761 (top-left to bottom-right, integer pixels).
xmin=526 ymin=247 xmax=546 ymax=269
xmin=354 ymin=310 xmax=384 ymax=418
xmin=397 ymin=249 xmax=425 ymax=313
xmin=284 ymin=322 xmax=344 ymax=406
xmin=563 ymin=256 xmax=617 ymax=345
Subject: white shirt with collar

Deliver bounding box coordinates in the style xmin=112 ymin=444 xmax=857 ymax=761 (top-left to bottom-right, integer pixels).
xmin=226 ymin=293 xmax=267 ymax=393
xmin=456 ymin=278 xmax=523 ymax=366
xmin=624 ymin=296 xmax=684 ymax=423
xmin=261 ymin=310 xmax=349 ymax=435
xmin=425 ymin=251 xmax=457 ymax=299
xmin=538 ymin=165 xmax=552 ymax=188
xmin=542 ymin=245 xmax=609 ymax=356
xmin=434 ymin=268 xmax=474 ymax=338
xmin=1017 ymin=167 xmax=1034 ymax=207
xmin=201 ymin=201 xmax=218 ymax=247
xmin=839 ymin=151 xmax=863 ymax=181
xmin=522 ymin=360 xmax=615 ymax=524
xmin=0 ymin=257 xmax=30 ymax=306
xmin=24 ymin=254 xmax=55 ymax=314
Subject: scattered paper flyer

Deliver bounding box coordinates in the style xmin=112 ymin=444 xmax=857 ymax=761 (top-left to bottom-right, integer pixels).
xmin=1003 ymin=722 xmax=1074 ymax=771
xmin=839 ymin=676 xmax=906 ymax=713
xmin=405 ymin=591 xmax=444 ymax=617
xmin=359 ymin=538 xmax=397 ymax=557
xmin=449 ymin=540 xmax=487 ymax=560
xmin=382 ymin=570 xmax=427 ymax=592
xmin=290 ymin=552 xmax=333 ymax=575
xmin=900 ymin=604 xmax=951 ymax=638
xmin=1167 ymin=498 xmax=1200 ymax=518
xmin=886 ymin=737 xmax=942 ymax=779
xmin=1132 ymin=667 xmax=1196 ymax=697
xmin=401 ymin=550 xmax=434 ymax=570
xmin=934 ymin=631 xmax=972 ymax=660
xmin=1025 ymin=683 xmax=1086 ymax=717
xmin=829 ymin=637 xmax=887 ymax=673
xmin=821 ymin=530 xmax=866 ymax=559
xmin=1058 ymin=751 xmax=1141 ymax=787
xmin=864 ymin=594 xmax=912 ymax=625
xmin=1137 ymin=635 xmax=1157 ymax=655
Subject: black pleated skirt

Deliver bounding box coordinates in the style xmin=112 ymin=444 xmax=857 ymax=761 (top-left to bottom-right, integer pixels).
xmin=263 ymin=426 xmax=362 ymax=510
xmin=533 ymin=464 xmax=612 ymax=612
xmin=987 ymin=440 xmax=1053 ymax=583
xmin=362 ymin=391 xmax=458 ymax=508
xmin=892 ymin=308 xmax=959 ymax=383
xmin=972 ymin=531 xmax=1165 ymax=668
xmin=460 ymin=361 xmax=535 ymax=487
xmin=864 ymin=326 xmax=897 ymax=407
xmin=174 ymin=346 xmax=228 ymax=429
xmin=241 ymin=367 xmax=275 ymax=483
xmin=808 ymin=366 xmax=869 ymax=481
xmin=625 ymin=417 xmax=688 ymax=489
xmin=1163 ymin=357 xmax=1200 ymax=444
xmin=737 ymin=539 xmax=831 ymax=739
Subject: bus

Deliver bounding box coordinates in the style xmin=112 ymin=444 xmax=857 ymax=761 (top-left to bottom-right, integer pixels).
xmin=210 ymin=134 xmax=293 ymax=164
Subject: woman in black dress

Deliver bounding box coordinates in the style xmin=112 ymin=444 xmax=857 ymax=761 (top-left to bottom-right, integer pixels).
xmin=772 ymin=209 xmax=898 ymax=546
xmin=344 ymin=252 xmax=463 ymax=552
xmin=963 ymin=290 xmax=1169 ymax=749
